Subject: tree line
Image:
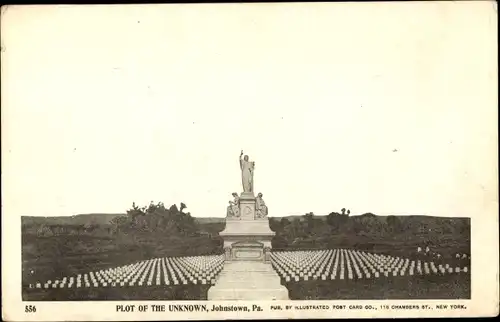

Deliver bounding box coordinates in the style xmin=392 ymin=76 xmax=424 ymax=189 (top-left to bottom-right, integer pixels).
xmin=270 ymin=208 xmax=470 ymax=252
xmin=109 ymin=201 xmax=198 ymax=235
xmin=24 ymin=201 xmax=200 ymax=238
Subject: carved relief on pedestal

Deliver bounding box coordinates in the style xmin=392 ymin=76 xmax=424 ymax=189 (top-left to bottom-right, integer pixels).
xmin=235 ymin=250 xmax=262 ymax=259
xmin=229 ymin=241 xmax=265 ymax=261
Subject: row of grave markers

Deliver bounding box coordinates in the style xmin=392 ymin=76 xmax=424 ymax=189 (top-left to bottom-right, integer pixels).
xmin=271 ymin=249 xmax=469 ymax=282
xmin=30 ymin=255 xmax=224 ymax=289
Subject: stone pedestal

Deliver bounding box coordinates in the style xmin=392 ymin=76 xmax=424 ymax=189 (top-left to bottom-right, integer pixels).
xmin=221 ymin=192 xmax=275 ymax=260
xmin=209 ymin=191 xmax=289 ymax=300
xmin=239 ymin=192 xmax=257 ymax=221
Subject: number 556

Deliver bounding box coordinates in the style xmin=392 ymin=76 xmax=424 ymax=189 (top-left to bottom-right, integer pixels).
xmin=25 ymin=305 xmax=36 ymax=313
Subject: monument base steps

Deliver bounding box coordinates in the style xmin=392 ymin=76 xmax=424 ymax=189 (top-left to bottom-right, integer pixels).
xmin=207 ymin=261 xmax=289 ymax=300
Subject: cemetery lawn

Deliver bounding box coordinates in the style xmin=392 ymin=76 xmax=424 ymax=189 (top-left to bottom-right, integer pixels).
xmin=22 ymin=213 xmax=470 ymax=300
xmin=23 ymin=231 xmax=471 ymax=301
xmin=22 ymin=232 xmax=223 ymax=288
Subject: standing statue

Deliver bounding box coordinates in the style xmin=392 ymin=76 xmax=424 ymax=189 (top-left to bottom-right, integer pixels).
xmin=226 ymin=193 xmax=240 ymax=218
xmin=255 ymin=192 xmax=268 ymax=218
xmin=239 ymin=150 xmax=255 ymax=193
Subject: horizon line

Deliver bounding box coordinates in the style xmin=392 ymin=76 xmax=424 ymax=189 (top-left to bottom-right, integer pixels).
xmin=21 ymin=212 xmax=471 ymax=219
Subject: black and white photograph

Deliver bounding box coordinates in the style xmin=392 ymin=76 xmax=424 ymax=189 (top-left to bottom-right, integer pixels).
xmin=21 ymin=148 xmax=472 ymax=301
xmin=2 ymin=2 xmax=498 ymax=320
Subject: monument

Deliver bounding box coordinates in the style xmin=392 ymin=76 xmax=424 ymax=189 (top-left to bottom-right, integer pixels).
xmin=207 ymin=151 xmax=289 ymax=300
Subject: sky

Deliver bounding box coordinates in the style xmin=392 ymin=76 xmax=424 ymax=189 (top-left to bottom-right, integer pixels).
xmin=2 ymin=2 xmax=497 ymax=218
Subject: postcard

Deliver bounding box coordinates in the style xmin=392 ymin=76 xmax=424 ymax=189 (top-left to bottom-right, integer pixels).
xmin=1 ymin=2 xmax=498 ymax=320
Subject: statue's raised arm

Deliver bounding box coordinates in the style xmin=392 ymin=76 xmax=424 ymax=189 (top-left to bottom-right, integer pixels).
xmin=239 ymin=150 xmax=244 ymax=170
